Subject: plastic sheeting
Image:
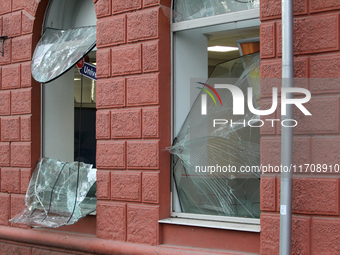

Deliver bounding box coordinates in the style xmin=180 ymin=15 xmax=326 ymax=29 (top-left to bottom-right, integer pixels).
xmin=10 ymin=158 xmax=97 ymax=228
xmin=173 ymin=0 xmax=259 ymax=22
xmin=170 ymin=53 xmax=261 ymax=218
xmin=31 ymin=26 xmax=96 ymax=83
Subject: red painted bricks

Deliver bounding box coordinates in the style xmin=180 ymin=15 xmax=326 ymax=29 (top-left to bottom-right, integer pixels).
xmin=312 ymin=217 xmax=340 ymax=254
xmin=12 ymin=35 xmax=32 ymax=63
xmin=277 ymin=14 xmax=339 ymax=55
xmin=10 ymin=194 xmax=29 ymax=228
xmin=96 ymin=141 xmax=125 ymax=169
xmin=111 ymin=171 xmax=141 ymax=201
xmin=96 ymin=48 xmax=111 ymax=78
xmin=260 ymin=214 xmax=310 ymax=255
xmin=1 ymin=168 xmax=20 ymax=193
xmin=96 ymin=202 xmax=126 ymax=241
xmin=0 ymin=39 xmax=11 ymax=66
xmin=127 ymin=140 xmax=159 ymax=169
xmin=96 ymin=78 xmax=125 ymax=108
xmin=96 ymin=170 xmax=110 ymax=199
xmin=126 ymin=205 xmax=158 ymax=245
xmin=310 ymin=0 xmax=340 ymax=13
xmin=260 ymin=176 xmax=276 ymax=212
xmin=10 ymin=142 xmax=31 ymax=167
xmin=2 ymin=12 xmax=22 ymax=38
xmin=127 ymin=8 xmax=159 ymax=42
xmin=112 ymin=0 xmax=141 ymax=14
xmin=97 ymin=15 xmax=125 ymax=48
xmin=22 ymin=10 xmax=34 ymax=34
xmin=293 ymin=178 xmax=339 ymax=215
xmin=20 ymin=115 xmax=31 ymax=141
xmin=20 ymin=62 xmax=31 ymax=88
xmin=312 ymin=137 xmax=340 ymax=165
xmin=143 ymin=41 xmax=159 ymax=73
xmin=143 ymin=0 xmax=160 ymax=8
xmin=0 ymin=142 xmax=10 ymax=167
xmin=95 ymin=0 xmax=111 ymax=18
xmin=20 ymin=168 xmax=30 ymax=194
xmin=96 ymin=110 xmax=111 ymax=139
xmin=260 ymin=0 xmax=307 ymax=20
xmin=142 ymin=172 xmax=159 ymax=203
xmin=2 ymin=64 xmax=20 ymax=90
xmin=276 ymin=178 xmax=339 ymax=215
xmin=0 ymin=91 xmax=10 ymax=115
xmin=260 ymin=22 xmax=276 ymax=59
xmin=1 ymin=117 xmax=20 ymax=141
xmin=260 ymin=58 xmax=308 ymax=80
xmin=13 ymin=0 xmax=39 ymax=17
xmin=111 ymin=108 xmax=141 ymax=138
xmin=111 ymin=44 xmax=142 ymax=76
xmin=126 ymin=74 xmax=158 ymax=106
xmin=0 ymin=193 xmax=10 ymax=225
xmin=0 ymin=0 xmax=11 ymax=15
xmin=142 ymin=107 xmax=159 ymax=138
xmin=261 ymin=137 xmax=311 ymax=167
xmin=11 ymin=89 xmax=31 ymax=115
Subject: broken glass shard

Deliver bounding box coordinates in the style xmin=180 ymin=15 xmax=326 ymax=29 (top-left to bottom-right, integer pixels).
xmin=173 ymin=0 xmax=260 ymax=22
xmin=10 ymin=157 xmax=97 ymax=228
xmin=31 ymin=26 xmax=96 ymax=83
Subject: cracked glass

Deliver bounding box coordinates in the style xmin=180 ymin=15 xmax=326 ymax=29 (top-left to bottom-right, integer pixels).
xmin=10 ymin=158 xmax=97 ymax=228
xmin=174 ymin=0 xmax=260 ymax=22
xmin=170 ymin=53 xmax=261 ymax=218
xmin=31 ymin=26 xmax=96 ymax=83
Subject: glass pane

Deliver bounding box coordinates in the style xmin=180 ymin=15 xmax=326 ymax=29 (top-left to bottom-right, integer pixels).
xmin=174 ymin=0 xmax=260 ymax=22
xmin=32 ymin=26 xmax=96 ymax=83
xmin=9 ymin=158 xmax=97 ymax=228
xmin=170 ymin=53 xmax=261 ymax=218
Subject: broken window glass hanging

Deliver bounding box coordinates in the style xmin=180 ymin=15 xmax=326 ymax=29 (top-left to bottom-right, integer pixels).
xmin=173 ymin=0 xmax=259 ymax=22
xmin=10 ymin=157 xmax=97 ymax=228
xmin=31 ymin=26 xmax=96 ymax=83
xmin=170 ymin=53 xmax=261 ymax=218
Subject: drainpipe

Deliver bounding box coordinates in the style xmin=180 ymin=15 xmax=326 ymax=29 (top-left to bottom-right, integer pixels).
xmin=279 ymin=0 xmax=294 ymax=254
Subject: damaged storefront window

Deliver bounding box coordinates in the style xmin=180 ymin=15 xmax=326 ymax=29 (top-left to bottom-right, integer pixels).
xmin=174 ymin=0 xmax=259 ymax=22
xmin=170 ymin=53 xmax=261 ymax=218
xmin=10 ymin=158 xmax=97 ymax=228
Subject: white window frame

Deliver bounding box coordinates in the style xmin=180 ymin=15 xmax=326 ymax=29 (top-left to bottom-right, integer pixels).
xmin=159 ymin=7 xmax=261 ymax=232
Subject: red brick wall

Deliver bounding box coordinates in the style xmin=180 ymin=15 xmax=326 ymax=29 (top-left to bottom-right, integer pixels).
xmin=0 ymin=0 xmax=172 ymax=251
xmin=260 ymin=0 xmax=340 ymax=254
xmin=0 ymin=0 xmax=42 ymax=232
xmin=94 ymin=0 xmax=171 ymax=246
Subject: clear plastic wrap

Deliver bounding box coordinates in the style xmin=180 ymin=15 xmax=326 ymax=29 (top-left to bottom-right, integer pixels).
xmin=170 ymin=53 xmax=261 ymax=218
xmin=10 ymin=158 xmax=97 ymax=228
xmin=31 ymin=26 xmax=96 ymax=83
xmin=173 ymin=0 xmax=259 ymax=22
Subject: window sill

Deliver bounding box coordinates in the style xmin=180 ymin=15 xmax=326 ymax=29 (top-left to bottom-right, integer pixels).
xmin=159 ymin=216 xmax=260 ymax=233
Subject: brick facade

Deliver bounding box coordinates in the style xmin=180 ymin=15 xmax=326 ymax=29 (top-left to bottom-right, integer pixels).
xmin=0 ymin=0 xmax=338 ymax=254
xmin=260 ymin=0 xmax=340 ymax=254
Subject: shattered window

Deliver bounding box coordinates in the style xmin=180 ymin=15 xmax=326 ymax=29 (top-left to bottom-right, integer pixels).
xmin=31 ymin=26 xmax=96 ymax=84
xmin=174 ymin=0 xmax=259 ymax=22
xmin=170 ymin=53 xmax=261 ymax=218
xmin=10 ymin=158 xmax=97 ymax=228
xmin=171 ymin=22 xmax=261 ymax=219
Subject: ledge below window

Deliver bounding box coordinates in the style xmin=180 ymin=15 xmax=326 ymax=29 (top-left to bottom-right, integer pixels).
xmin=159 ymin=217 xmax=261 ymax=232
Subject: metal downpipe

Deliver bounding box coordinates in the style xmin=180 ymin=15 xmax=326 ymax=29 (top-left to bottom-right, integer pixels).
xmin=279 ymin=0 xmax=294 ymax=254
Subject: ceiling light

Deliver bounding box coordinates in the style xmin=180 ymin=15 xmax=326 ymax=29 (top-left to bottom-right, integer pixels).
xmin=74 ymin=78 xmax=81 ymax=81
xmin=208 ymin=46 xmax=239 ymax=52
